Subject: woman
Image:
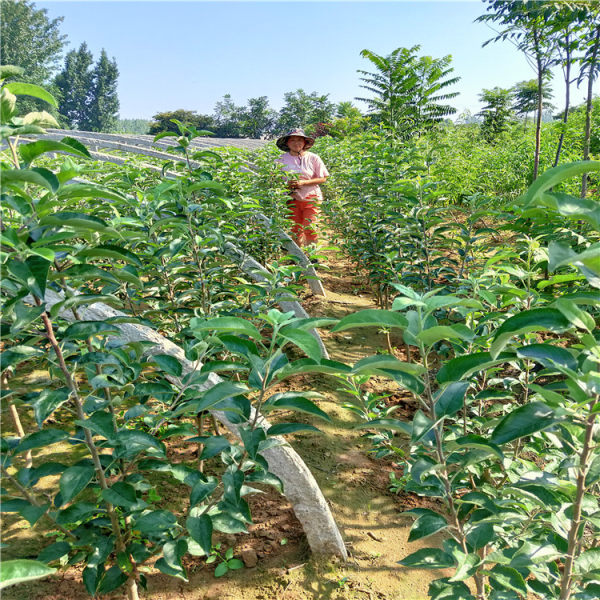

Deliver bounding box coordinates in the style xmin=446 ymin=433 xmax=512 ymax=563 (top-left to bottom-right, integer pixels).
xmin=276 ymin=128 xmax=329 ymax=247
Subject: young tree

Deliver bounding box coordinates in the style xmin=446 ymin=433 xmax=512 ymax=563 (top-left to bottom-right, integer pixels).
xmin=411 ymin=53 xmax=460 ymax=134
xmin=83 ymin=49 xmax=119 ymax=132
xmin=512 ymin=78 xmax=554 ymax=128
xmin=478 ymin=0 xmax=559 ymax=179
xmin=577 ymin=2 xmax=600 ymax=196
xmin=356 ymin=46 xmax=420 ymax=133
xmin=356 ymin=45 xmax=459 ymax=138
xmin=0 ymin=0 xmax=66 ymax=114
xmin=55 ymin=42 xmax=94 ymax=129
xmin=478 ymin=86 xmax=514 ymax=141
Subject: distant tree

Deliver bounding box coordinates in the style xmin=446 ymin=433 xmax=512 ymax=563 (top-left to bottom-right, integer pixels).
xmin=478 ymin=1 xmax=559 ymax=179
xmin=115 ymin=118 xmax=150 ymax=134
xmin=82 ymin=49 xmax=119 ymax=132
xmin=356 ymin=45 xmax=460 ymax=138
xmin=336 ymin=101 xmax=362 ymax=120
xmin=148 ymin=109 xmax=215 ymax=135
xmin=478 ymin=86 xmax=514 ymax=141
xmin=512 ymin=78 xmax=554 ymax=129
xmin=0 ymin=0 xmax=66 ymax=114
xmin=55 ymin=42 xmax=94 ymax=129
xmin=213 ymin=94 xmax=244 ymax=137
xmin=239 ymin=96 xmax=277 ymax=138
xmin=276 ymin=89 xmax=335 ymax=132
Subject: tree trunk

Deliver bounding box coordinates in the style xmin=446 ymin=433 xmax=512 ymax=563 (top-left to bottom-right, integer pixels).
xmin=533 ymin=53 xmax=543 ymax=181
xmin=581 ymin=24 xmax=600 ymax=197
xmin=554 ymin=32 xmax=571 ymax=168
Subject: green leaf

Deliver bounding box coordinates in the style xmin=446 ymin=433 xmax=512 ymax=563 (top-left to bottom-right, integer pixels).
xmin=151 ymin=354 xmax=182 ymax=377
xmin=0 ymin=560 xmax=56 ymax=590
xmin=186 ymin=513 xmax=212 ymax=555
xmin=465 ymin=522 xmax=494 ymax=550
xmin=277 ymin=327 xmax=321 ymax=361
xmin=41 ymin=211 xmax=109 ymax=233
xmin=191 ymin=382 xmax=249 ymax=413
xmin=453 ymin=436 xmax=504 ymax=461
xmin=402 ymin=508 xmax=448 ymax=542
xmin=516 ymin=343 xmax=577 ymax=371
xmin=4 ymin=82 xmax=58 ymax=106
xmin=17 ymin=429 xmax=68 ymax=454
xmin=417 ymin=325 xmax=474 ymax=346
xmin=428 ymin=578 xmax=475 ymax=600
xmin=0 ymin=345 xmax=42 ymax=372
xmin=227 ymin=558 xmax=244 ymax=570
xmin=96 ymin=565 xmax=127 ymax=594
xmin=574 ymin=549 xmax=600 ymax=577
xmin=189 ymin=478 xmax=218 ymax=507
xmin=37 ymin=541 xmax=71 ymax=563
xmin=214 ymin=562 xmax=229 ymax=577
xmin=57 ymin=183 xmax=126 ymax=204
xmin=30 ymin=388 xmax=70 ymax=428
xmin=0 ymin=168 xmax=59 ymax=192
xmin=521 ymin=161 xmax=600 ymax=206
xmin=101 ymin=482 xmax=139 ymax=510
xmin=19 ymin=140 xmax=91 ymax=164
xmin=78 ymin=244 xmax=142 ymax=267
xmin=490 ymin=402 xmax=557 ymax=445
xmin=192 ymin=317 xmax=262 ymax=341
xmin=267 ymin=423 xmax=321 ymax=436
xmin=356 ymin=418 xmax=412 ymax=435
xmin=434 ymin=382 xmax=469 ymax=419
xmin=134 ymin=510 xmax=177 ymax=535
xmin=490 ymin=308 xmax=570 ymax=359
xmin=63 ymin=321 xmax=120 ymax=340
xmin=59 ymin=465 xmax=95 ymax=504
xmin=487 ymin=564 xmax=527 ymax=596
xmin=553 ymin=298 xmax=596 ymax=332
xmin=331 ymin=309 xmax=408 ymax=332
xmin=7 ymin=256 xmax=50 ymax=299
xmin=398 ymin=548 xmax=455 ymax=569
xmin=351 ymin=355 xmax=425 ymax=377
xmin=437 ymin=352 xmax=514 ymax=383
xmin=115 ymin=430 xmax=165 ymax=459
xmin=264 ymin=396 xmax=330 ymax=421
xmin=50 ymin=294 xmax=121 ymax=319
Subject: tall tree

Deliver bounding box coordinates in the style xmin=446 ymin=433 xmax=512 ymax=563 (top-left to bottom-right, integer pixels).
xmin=356 ymin=45 xmax=459 ymax=138
xmin=239 ymin=96 xmax=276 ymax=138
xmin=276 ymin=89 xmax=335 ymax=132
xmin=478 ymin=0 xmax=559 ymax=179
xmin=549 ymin=2 xmax=587 ymax=166
xmin=0 ymin=0 xmax=66 ymax=114
xmin=478 ymin=86 xmax=514 ymax=141
xmin=55 ymin=42 xmax=93 ymax=129
xmin=213 ymin=94 xmax=244 ymax=137
xmin=83 ymin=49 xmax=119 ymax=132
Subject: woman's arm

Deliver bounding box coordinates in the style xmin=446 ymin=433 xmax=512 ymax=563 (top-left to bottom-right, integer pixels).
xmin=289 ymin=176 xmax=328 ymax=189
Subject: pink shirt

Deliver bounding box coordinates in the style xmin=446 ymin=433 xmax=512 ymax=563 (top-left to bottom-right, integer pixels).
xmin=276 ymin=151 xmax=330 ymax=201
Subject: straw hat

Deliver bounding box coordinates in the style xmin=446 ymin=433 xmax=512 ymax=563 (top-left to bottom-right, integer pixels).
xmin=276 ymin=128 xmax=315 ymax=152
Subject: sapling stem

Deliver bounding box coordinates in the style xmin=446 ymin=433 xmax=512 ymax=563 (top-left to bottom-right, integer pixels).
xmin=559 ymin=396 xmax=599 ymax=600
xmin=37 ymin=307 xmax=139 ymax=599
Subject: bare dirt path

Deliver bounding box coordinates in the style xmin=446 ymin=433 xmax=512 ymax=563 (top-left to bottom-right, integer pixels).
xmin=2 ymin=248 xmax=448 ymax=600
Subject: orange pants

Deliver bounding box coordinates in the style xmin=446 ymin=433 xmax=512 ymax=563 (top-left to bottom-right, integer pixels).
xmin=287 ymin=195 xmax=319 ymax=245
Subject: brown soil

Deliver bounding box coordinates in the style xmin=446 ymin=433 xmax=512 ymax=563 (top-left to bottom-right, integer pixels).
xmin=2 ymin=246 xmax=449 ymax=600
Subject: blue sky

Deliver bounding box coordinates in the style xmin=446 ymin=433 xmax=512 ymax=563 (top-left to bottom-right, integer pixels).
xmin=38 ymin=1 xmax=586 ymax=120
